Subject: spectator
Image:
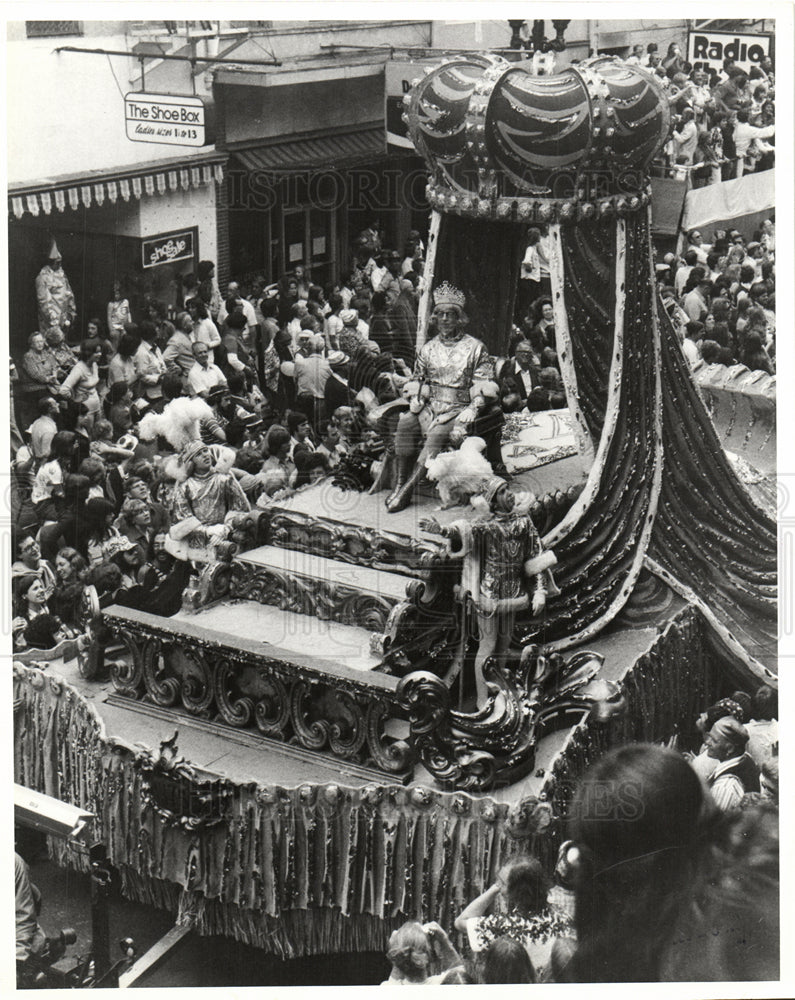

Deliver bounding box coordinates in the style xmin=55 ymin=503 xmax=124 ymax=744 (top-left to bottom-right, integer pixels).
xmin=107 ymin=330 xmax=141 ymax=389
xmin=186 ymin=297 xmax=221 ymax=359
xmin=59 ymin=340 xmax=102 ymax=426
xmin=681 ymin=321 xmax=704 ymax=367
xmin=704 ymin=716 xmax=760 ymax=810
xmin=481 ymin=937 xmax=537 ymax=984
xmin=28 ymin=396 xmax=60 ymax=463
xmin=454 ymin=856 xmax=572 ymax=981
xmin=744 ymin=684 xmax=778 ymax=768
xmin=106 ymin=279 xmax=132 ymax=350
xmin=163 ymin=313 xmax=197 ymax=382
xmin=187 ymin=342 xmax=227 ymax=398
xmin=381 ymin=921 xmax=462 ymax=985
xmin=12 ymin=534 xmax=57 ymax=597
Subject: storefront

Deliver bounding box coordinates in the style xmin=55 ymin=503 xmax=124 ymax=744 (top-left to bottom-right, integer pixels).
xmin=215 ymin=66 xmax=428 ymax=289
xmin=8 ymin=154 xmax=224 ymax=357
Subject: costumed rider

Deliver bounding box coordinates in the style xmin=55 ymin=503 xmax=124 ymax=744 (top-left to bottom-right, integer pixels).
xmin=386 ymin=281 xmax=498 ymax=513
xmin=421 ymin=457 xmax=558 ymax=709
xmin=139 ymin=397 xmax=250 ymax=563
xmin=35 ymin=239 xmax=76 ymax=338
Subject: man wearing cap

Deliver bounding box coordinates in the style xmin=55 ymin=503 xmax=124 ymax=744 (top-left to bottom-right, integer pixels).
xmin=324 ymin=352 xmax=352 ymax=412
xmin=35 ymin=240 xmax=76 ymax=336
xmin=294 ymin=337 xmax=332 ymax=428
xmin=705 ymin=716 xmax=760 ymax=811
xmin=167 ymin=441 xmax=250 ymax=562
xmin=187 ymin=342 xmax=227 ymax=398
xmin=386 ymin=282 xmax=494 ymax=513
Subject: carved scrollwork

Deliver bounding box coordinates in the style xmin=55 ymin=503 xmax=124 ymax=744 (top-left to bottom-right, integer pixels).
xmin=254 ymin=673 xmax=290 ymax=738
xmin=327 ymin=689 xmax=368 ymax=759
xmin=179 ymin=650 xmax=213 ymax=715
xmin=110 ymin=626 xmax=145 ymax=697
xmin=290 ymin=680 xmax=330 ymax=750
xmin=198 ymin=560 xmax=234 ymax=606
xmin=229 ymin=563 xmax=395 ymax=632
xmin=267 ymin=510 xmax=445 ymax=576
xmin=142 ymin=637 xmax=180 ymax=707
xmin=365 ymin=700 xmax=414 ymax=776
xmin=213 ymin=657 xmax=254 ymax=728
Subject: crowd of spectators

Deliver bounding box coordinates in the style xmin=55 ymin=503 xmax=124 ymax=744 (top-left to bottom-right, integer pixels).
xmin=379 ymin=681 xmax=778 ymax=984
xmin=10 ymin=224 xmax=429 ymax=654
xmin=656 ymin=218 xmax=775 ymax=373
xmin=623 ymin=42 xmax=776 ymax=182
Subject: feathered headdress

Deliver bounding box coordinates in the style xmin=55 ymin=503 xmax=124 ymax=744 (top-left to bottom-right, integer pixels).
xmin=425 ymin=437 xmax=494 ymax=509
xmin=139 ymin=397 xmax=214 ymax=451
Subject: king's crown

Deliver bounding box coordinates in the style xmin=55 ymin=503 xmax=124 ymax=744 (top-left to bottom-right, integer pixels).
xmin=433 ymin=281 xmax=466 ymax=309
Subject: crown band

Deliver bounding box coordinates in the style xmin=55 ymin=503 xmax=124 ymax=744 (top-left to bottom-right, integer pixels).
xmin=433 ymin=281 xmax=466 ymax=309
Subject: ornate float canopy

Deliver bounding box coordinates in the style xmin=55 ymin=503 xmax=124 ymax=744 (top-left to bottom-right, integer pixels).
xmin=404 ymin=55 xmax=671 ymax=223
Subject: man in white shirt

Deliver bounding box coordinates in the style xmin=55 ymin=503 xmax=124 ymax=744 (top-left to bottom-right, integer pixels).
xmin=733 ymin=109 xmax=775 ymax=176
xmin=316 ymin=419 xmax=345 ymax=468
xmin=28 ymin=396 xmax=59 ymax=461
xmin=217 ymin=282 xmax=258 ymax=334
xmin=187 ymin=342 xmax=227 ymax=397
xmin=681 ymin=321 xmax=703 ymax=368
xmin=369 ymin=252 xmax=389 ymax=293
xmin=626 ymin=44 xmax=644 ymax=66
xmin=674 ymin=249 xmax=699 ymax=298
xmin=687 ymin=230 xmax=712 ymax=266
xmin=704 ymin=716 xmax=760 ymax=811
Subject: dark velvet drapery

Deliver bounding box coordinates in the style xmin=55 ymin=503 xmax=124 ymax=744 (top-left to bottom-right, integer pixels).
xmin=433 ymin=215 xmax=527 ymax=356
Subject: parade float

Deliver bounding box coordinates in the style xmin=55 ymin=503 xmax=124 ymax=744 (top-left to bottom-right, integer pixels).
xmin=14 ymin=55 xmax=776 ymax=962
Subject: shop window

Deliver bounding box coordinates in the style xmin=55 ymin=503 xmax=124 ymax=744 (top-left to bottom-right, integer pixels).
xmin=25 ymin=21 xmax=82 ymax=38
xmin=281 ymin=205 xmax=337 ymax=287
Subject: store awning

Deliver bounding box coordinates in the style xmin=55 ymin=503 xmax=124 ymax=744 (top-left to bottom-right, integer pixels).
xmin=233 ymin=125 xmax=387 ymax=173
xmin=8 ymin=155 xmax=226 ymax=220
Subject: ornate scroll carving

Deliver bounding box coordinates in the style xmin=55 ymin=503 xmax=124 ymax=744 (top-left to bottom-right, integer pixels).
xmin=397 ymin=647 xmax=608 ymax=792
xmin=266 ymin=509 xmax=445 ymax=577
xmin=100 ymin=607 xmax=413 ymax=780
xmin=109 ymin=626 xmax=145 ymax=697
xmin=227 ymin=563 xmax=397 ymax=633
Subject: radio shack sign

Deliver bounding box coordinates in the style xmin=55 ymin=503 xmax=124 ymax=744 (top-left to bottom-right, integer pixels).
xmin=125 ymin=92 xmax=208 ymax=147
xmin=686 ymin=29 xmax=772 ymax=75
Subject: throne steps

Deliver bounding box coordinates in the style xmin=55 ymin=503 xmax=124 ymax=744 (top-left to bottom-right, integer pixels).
xmin=227 ymin=545 xmax=418 ymax=635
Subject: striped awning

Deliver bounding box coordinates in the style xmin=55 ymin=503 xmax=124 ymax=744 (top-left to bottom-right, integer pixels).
xmin=9 ymin=160 xmax=225 ymax=220
xmin=233 ymin=126 xmax=387 ymax=173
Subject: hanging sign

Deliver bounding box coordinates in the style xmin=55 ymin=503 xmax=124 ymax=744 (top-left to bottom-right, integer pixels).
xmin=686 ymin=30 xmax=772 ymax=75
xmin=125 ymin=92 xmax=208 ymax=147
xmin=142 ymin=229 xmax=196 ymax=269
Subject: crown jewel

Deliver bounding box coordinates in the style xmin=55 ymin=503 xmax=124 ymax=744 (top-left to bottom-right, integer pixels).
xmin=433 ymin=281 xmax=466 ymax=309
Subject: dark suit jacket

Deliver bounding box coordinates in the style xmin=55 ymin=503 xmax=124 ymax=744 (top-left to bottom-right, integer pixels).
xmin=499 ymin=358 xmax=540 ymax=400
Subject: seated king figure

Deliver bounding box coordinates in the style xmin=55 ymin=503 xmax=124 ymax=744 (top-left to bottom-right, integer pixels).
xmin=386 ymin=282 xmax=495 ymax=513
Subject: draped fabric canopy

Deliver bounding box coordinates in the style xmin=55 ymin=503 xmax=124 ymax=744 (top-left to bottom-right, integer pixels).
xmin=405 ymin=55 xmax=776 ymax=681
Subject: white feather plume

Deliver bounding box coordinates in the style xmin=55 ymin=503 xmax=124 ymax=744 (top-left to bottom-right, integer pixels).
xmin=138 ymin=397 xmax=214 ymax=451
xmin=425 ymin=437 xmax=495 ymax=508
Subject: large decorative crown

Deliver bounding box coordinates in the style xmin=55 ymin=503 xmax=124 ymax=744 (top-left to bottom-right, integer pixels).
xmin=433 ymin=281 xmax=466 ymax=309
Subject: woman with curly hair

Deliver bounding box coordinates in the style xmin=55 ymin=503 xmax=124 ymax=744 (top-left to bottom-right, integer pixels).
xmin=381 ymin=921 xmax=461 ymax=985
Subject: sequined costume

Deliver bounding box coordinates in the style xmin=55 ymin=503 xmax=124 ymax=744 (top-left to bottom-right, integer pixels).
xmin=444 ymin=511 xmax=551 ymax=614
xmin=413 ymin=331 xmax=493 ymax=427
xmin=35 ymin=264 xmax=76 ymax=333
xmin=169 ymin=471 xmax=250 ymax=560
